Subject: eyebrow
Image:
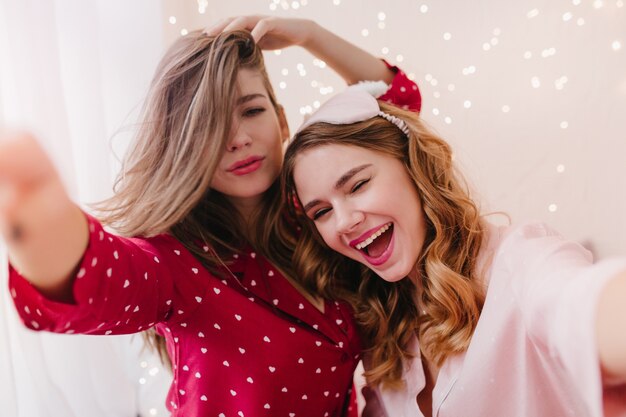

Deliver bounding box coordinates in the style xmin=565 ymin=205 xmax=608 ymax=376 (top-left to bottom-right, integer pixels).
xmin=236 ymin=93 xmax=267 ymax=105
xmin=302 ymin=163 xmax=372 ymax=213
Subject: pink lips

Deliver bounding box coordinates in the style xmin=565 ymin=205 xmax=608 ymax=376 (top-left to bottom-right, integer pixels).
xmin=227 ymin=156 xmax=264 ymax=176
xmin=349 ymin=223 xmax=395 ymax=267
xmin=349 ymin=223 xmax=389 ymax=248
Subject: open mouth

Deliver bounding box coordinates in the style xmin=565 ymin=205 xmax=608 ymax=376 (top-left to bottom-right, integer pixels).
xmin=354 ymin=222 xmax=394 ymax=259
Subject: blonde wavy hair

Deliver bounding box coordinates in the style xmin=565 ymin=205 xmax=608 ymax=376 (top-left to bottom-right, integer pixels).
xmin=282 ymin=102 xmax=486 ymax=388
xmin=95 ymin=30 xmax=296 ymax=367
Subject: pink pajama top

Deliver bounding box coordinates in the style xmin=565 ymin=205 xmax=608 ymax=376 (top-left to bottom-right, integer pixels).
xmin=362 ymin=222 xmax=626 ymax=417
xmin=8 ymin=65 xmax=422 ymax=417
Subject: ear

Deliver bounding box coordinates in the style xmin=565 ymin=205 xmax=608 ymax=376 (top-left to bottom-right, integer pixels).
xmin=276 ymin=104 xmax=290 ymax=143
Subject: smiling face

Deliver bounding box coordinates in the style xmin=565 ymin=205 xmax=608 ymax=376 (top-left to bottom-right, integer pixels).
xmin=293 ymin=143 xmax=428 ymax=282
xmin=210 ymin=68 xmax=289 ymax=216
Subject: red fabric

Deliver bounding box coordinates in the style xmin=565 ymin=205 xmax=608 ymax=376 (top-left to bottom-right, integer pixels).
xmin=379 ymin=60 xmax=422 ymax=113
xmin=8 ymin=68 xmax=420 ymax=416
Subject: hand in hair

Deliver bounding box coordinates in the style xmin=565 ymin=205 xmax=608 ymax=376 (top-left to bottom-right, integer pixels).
xmin=0 ymin=131 xmax=88 ymax=302
xmin=204 ymin=15 xmax=315 ymax=50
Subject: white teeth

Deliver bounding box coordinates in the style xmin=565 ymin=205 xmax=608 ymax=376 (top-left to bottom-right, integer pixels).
xmin=355 ymin=223 xmax=391 ymax=250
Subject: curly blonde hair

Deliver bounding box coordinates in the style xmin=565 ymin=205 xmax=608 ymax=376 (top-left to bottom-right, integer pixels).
xmin=282 ymin=102 xmax=486 ymax=388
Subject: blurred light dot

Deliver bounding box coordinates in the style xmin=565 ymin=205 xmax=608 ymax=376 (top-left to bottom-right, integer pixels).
xmin=502 ymin=105 xmax=511 ymax=113
xmin=420 ymin=4 xmax=429 ymax=13
xmin=560 ymin=121 xmax=569 ymax=129
xmin=269 ymin=3 xmax=277 ymax=10
xmin=556 ymin=164 xmax=566 ymax=173
xmin=433 ymin=91 xmax=441 ymax=98
xmin=612 ymin=40 xmax=622 ymax=51
xmin=468 ymin=65 xmax=476 ymax=74
xmin=425 ymin=73 xmax=433 ymax=81
xmin=432 ymin=108 xmax=440 ymax=116
xmin=577 ymin=17 xmax=585 ymax=26
xmin=378 ymin=12 xmax=386 ymax=20
xmin=493 ymin=28 xmax=502 ymax=36
xmin=169 ymin=16 xmax=177 ymax=24
xmin=139 ymin=378 xmax=147 ymax=385
xmin=361 ymin=29 xmax=369 ymax=37
xmin=483 ymin=43 xmax=492 ymax=51
xmin=297 ymin=63 xmax=304 ymax=69
xmin=149 ymin=367 xmax=160 ymax=376
xmin=464 ymin=100 xmax=472 ymax=108
xmin=301 ymin=0 xmax=308 ymax=4
xmin=524 ymin=51 xmax=532 ymax=59
xmin=381 ymin=46 xmax=389 ymax=54
xmin=531 ymin=76 xmax=541 ymax=88
xmin=333 ymin=0 xmax=341 ymax=4
xmin=311 ymin=80 xmax=318 ymax=87
xmin=548 ymin=204 xmax=558 ymax=212
xmin=274 ymin=50 xmax=282 ymax=55
xmin=618 ymin=0 xmax=624 ymax=7
xmin=527 ymin=8 xmax=539 ymax=18
xmin=443 ymin=32 xmax=452 ymax=41
xmin=562 ymin=12 xmax=573 ymax=21
xmin=279 ymin=82 xmax=287 ymax=89
xmin=396 ymin=54 xmax=404 ymax=62
xmin=430 ymin=78 xmax=438 ymax=86
xmin=462 ymin=68 xmax=469 ymax=75
xmin=593 ymin=0 xmax=604 ymax=8
xmin=444 ymin=116 xmax=452 ymax=124
xmin=180 ymin=29 xmax=188 ymax=36
xmin=448 ymin=83 xmax=456 ymax=92
xmin=313 ymin=100 xmax=321 ymax=108
xmin=140 ymin=361 xmax=148 ymax=368
xmin=292 ymin=1 xmax=300 ymax=9
xmin=281 ymin=68 xmax=289 ymax=76
xmin=572 ymin=0 xmax=582 ymax=4
xmin=408 ymin=72 xmax=416 ymax=80
xmin=378 ymin=22 xmax=386 ymax=29
xmin=490 ymin=37 xmax=499 ymax=46
xmin=149 ymin=409 xmax=158 ymax=416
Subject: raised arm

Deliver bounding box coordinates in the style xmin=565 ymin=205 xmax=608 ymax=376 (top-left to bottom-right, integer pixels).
xmin=205 ymin=16 xmax=395 ymax=85
xmin=0 ymin=131 xmax=88 ymax=302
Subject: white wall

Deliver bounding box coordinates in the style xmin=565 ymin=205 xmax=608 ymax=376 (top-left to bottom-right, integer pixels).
xmin=169 ymin=0 xmax=626 ymax=258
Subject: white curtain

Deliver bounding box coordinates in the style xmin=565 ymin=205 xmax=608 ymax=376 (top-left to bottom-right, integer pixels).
xmin=0 ymin=1 xmax=171 ymax=416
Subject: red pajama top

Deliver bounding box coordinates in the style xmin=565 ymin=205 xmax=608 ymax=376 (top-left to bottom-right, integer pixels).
xmin=8 ymin=65 xmax=421 ymax=417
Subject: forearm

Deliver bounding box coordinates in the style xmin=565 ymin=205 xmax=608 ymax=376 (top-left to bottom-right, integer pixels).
xmin=596 ymin=270 xmax=626 ymax=382
xmin=301 ymin=21 xmax=395 ymax=85
xmin=5 ymin=181 xmax=88 ymax=303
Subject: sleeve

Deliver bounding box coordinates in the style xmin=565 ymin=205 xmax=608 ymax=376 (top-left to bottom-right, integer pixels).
xmin=378 ymin=60 xmax=422 ymax=113
xmin=498 ymin=222 xmax=626 ymax=417
xmin=7 ymin=214 xmax=208 ymax=336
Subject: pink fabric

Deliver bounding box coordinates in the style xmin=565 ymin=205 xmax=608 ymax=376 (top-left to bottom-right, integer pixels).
xmin=362 ymin=222 xmax=626 ymax=417
xmin=7 ymin=66 xmax=421 ymax=417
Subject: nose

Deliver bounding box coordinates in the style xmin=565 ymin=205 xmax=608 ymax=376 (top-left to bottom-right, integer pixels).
xmin=335 ymin=203 xmax=364 ymax=236
xmin=226 ymin=123 xmax=252 ymax=152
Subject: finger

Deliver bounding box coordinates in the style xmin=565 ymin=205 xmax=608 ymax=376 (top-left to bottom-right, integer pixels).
xmin=203 ymin=17 xmax=235 ymax=36
xmin=222 ymin=16 xmax=257 ymax=33
xmin=250 ymin=18 xmax=272 ymax=45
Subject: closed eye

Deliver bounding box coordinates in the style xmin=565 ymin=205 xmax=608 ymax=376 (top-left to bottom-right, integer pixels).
xmin=312 ymin=207 xmax=331 ymax=221
xmin=243 ymin=107 xmax=266 ymax=117
xmin=351 ymin=178 xmax=370 ymax=193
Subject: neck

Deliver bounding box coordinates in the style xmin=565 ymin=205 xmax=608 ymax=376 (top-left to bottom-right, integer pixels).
xmin=227 ymin=195 xmax=264 ymax=227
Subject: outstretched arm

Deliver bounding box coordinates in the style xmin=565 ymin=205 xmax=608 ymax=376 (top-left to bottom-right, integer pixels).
xmin=205 ymin=16 xmax=395 ymax=85
xmin=596 ymin=270 xmax=626 ymax=382
xmin=0 ymin=131 xmax=88 ymax=302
